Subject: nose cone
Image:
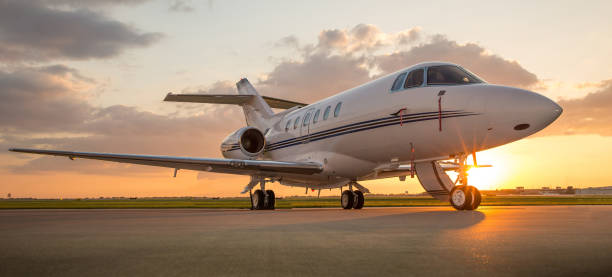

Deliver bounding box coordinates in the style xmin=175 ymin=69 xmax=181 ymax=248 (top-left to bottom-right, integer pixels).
xmin=512 ymin=91 xmax=563 ymax=132
xmin=548 ymin=99 xmax=563 ymax=123
xmin=483 ymin=85 xmax=564 ymax=146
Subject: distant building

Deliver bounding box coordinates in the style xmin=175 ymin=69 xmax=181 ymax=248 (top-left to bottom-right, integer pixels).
xmin=484 ymin=185 xmax=578 ymax=195
xmin=7 ymin=193 xmax=11 ymax=198
xmin=576 ymin=186 xmax=612 ymax=195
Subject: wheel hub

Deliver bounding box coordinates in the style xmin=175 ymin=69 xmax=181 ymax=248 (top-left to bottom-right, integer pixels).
xmin=341 ymin=194 xmax=349 ymax=206
xmin=452 ymin=190 xmax=466 ymax=206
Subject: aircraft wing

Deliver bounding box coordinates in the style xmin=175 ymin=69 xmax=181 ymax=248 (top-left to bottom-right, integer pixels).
xmin=8 ymin=148 xmax=323 ymax=176
xmin=163 ymin=93 xmax=307 ymax=109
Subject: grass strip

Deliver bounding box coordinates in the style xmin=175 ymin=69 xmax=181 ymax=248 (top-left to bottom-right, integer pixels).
xmin=1 ymin=195 xmax=612 ymax=209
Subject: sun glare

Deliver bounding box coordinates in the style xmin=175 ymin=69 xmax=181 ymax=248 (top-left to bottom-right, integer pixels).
xmin=466 ymin=166 xmax=504 ymax=190
xmin=448 ymin=150 xmax=510 ymax=191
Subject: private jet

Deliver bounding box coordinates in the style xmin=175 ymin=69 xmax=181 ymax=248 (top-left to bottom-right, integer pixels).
xmin=9 ymin=62 xmax=563 ymax=210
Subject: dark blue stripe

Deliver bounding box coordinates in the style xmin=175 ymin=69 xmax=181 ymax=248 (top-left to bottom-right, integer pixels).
xmin=224 ymin=111 xmax=479 ymax=153
xmin=267 ymin=110 xmax=466 ymax=149
xmin=267 ymin=110 xmax=460 ymax=147
xmin=265 ymin=113 xmax=477 ymax=152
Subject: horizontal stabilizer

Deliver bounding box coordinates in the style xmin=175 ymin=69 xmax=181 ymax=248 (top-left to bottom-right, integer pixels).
xmin=164 ymin=93 xmax=306 ymax=109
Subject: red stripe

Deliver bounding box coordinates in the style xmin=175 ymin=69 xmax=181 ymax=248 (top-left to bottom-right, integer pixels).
xmin=438 ymin=97 xmax=442 ymax=131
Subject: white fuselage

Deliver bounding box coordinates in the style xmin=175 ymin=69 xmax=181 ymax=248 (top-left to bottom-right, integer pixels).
xmin=232 ymin=62 xmax=562 ymax=188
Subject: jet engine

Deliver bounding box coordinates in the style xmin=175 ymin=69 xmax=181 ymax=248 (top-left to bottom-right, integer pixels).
xmin=220 ymin=127 xmax=266 ymax=159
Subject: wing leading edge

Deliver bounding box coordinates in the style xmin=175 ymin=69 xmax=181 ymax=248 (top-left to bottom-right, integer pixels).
xmin=163 ymin=93 xmax=306 ymax=109
xmin=9 ymin=148 xmax=322 ymax=176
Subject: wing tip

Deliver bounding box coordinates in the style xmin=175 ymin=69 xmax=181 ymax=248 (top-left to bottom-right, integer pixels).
xmin=163 ymin=92 xmax=174 ymax=101
xmin=9 ymin=148 xmax=35 ymax=154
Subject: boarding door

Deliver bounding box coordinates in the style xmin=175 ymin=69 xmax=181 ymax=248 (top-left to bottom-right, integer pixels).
xmin=300 ymin=108 xmax=315 ymax=143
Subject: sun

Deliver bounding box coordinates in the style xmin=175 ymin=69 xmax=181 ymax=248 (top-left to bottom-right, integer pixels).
xmin=447 ymin=150 xmax=509 ymax=190
xmin=465 ymin=166 xmax=505 ymax=190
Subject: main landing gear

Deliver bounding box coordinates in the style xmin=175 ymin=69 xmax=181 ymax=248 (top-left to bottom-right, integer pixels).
xmin=251 ymin=189 xmax=275 ymax=210
xmin=340 ymin=183 xmax=365 ymax=209
xmin=250 ymin=179 xmax=275 ymax=210
xmin=449 ymin=153 xmax=482 ymax=210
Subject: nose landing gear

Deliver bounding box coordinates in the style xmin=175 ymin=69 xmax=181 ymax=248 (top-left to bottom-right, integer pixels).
xmin=449 ymin=153 xmax=483 ymax=210
xmin=449 ymin=185 xmax=481 ymax=210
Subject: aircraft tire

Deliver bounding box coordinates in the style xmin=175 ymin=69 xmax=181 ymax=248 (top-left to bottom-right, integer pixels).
xmin=341 ymin=190 xmax=354 ymax=209
xmin=252 ymin=189 xmax=265 ymax=210
xmin=464 ymin=186 xmax=482 ymax=210
xmin=353 ymin=190 xmax=364 ymax=209
xmin=449 ymin=185 xmax=472 ymax=210
xmin=264 ymin=190 xmax=276 ymax=210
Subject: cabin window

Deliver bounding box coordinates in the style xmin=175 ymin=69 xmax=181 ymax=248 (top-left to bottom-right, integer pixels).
xmin=303 ymin=112 xmax=311 ymax=126
xmin=404 ymin=68 xmax=424 ymax=88
xmin=427 ymin=65 xmax=482 ymax=85
xmin=285 ymin=120 xmax=291 ymax=132
xmin=294 ymin=116 xmax=300 ymax=129
xmin=313 ymin=109 xmax=320 ymax=124
xmin=334 ymin=102 xmax=342 ymax=117
xmin=391 ymin=72 xmax=407 ymax=91
xmin=323 ymin=106 xmax=331 ymax=120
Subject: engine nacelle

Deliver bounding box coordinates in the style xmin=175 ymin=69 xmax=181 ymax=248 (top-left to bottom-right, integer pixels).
xmin=220 ymin=127 xmax=266 ymax=159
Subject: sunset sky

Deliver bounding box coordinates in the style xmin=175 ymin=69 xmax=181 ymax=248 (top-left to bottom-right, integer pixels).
xmin=2 ymin=0 xmax=612 ymax=198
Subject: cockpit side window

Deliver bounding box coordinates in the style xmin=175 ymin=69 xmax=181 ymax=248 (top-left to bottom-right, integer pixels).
xmin=427 ymin=65 xmax=482 ymax=85
xmin=391 ymin=72 xmax=407 ymax=91
xmin=404 ymin=68 xmax=424 ymax=88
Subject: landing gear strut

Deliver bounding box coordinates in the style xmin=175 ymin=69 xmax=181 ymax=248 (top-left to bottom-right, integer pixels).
xmin=450 ymin=154 xmax=482 ymax=210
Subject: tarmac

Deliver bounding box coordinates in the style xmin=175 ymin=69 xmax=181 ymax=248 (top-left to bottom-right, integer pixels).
xmin=1 ymin=206 xmax=611 ymax=276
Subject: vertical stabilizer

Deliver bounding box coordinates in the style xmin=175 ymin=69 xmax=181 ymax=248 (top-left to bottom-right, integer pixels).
xmin=236 ymin=78 xmax=274 ymax=130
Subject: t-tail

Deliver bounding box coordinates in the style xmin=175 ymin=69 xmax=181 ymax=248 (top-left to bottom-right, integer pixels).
xmin=235 ymin=78 xmax=274 ymax=130
xmin=163 ymin=78 xmax=306 ymax=131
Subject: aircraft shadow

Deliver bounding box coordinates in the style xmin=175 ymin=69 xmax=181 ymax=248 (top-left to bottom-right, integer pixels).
xmin=264 ymin=209 xmax=486 ymax=233
xmin=330 ymin=210 xmax=484 ymax=230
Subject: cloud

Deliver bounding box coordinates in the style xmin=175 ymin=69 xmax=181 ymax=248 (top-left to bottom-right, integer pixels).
xmin=374 ymin=35 xmax=539 ymax=88
xmin=274 ymin=35 xmax=300 ymax=49
xmin=0 ymin=65 xmax=95 ymax=133
xmin=1 ymin=66 xmax=243 ymax=174
xmin=169 ymin=0 xmax=195 ymax=12
xmin=540 ymin=80 xmax=612 ymax=136
xmin=309 ymin=24 xmax=417 ymax=55
xmin=317 ymin=29 xmax=350 ymax=52
xmin=265 ymin=25 xmax=537 ymax=103
xmin=0 ymin=1 xmax=162 ymax=63
xmin=40 ymin=0 xmax=150 ymax=7
xmin=258 ymin=53 xmax=371 ymax=103
xmin=396 ymin=27 xmax=422 ymax=45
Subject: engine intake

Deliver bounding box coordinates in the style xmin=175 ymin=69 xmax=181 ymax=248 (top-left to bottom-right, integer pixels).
xmin=221 ymin=127 xmax=266 ymax=159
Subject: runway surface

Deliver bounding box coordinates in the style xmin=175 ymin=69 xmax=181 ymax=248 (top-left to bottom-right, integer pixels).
xmin=1 ymin=206 xmax=611 ymax=276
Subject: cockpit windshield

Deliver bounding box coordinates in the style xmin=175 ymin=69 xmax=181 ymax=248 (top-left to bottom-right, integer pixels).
xmin=427 ymin=65 xmax=483 ymax=85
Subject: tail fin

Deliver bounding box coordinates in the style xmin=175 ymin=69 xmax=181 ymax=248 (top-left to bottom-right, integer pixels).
xmin=236 ymin=78 xmax=274 ymax=130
